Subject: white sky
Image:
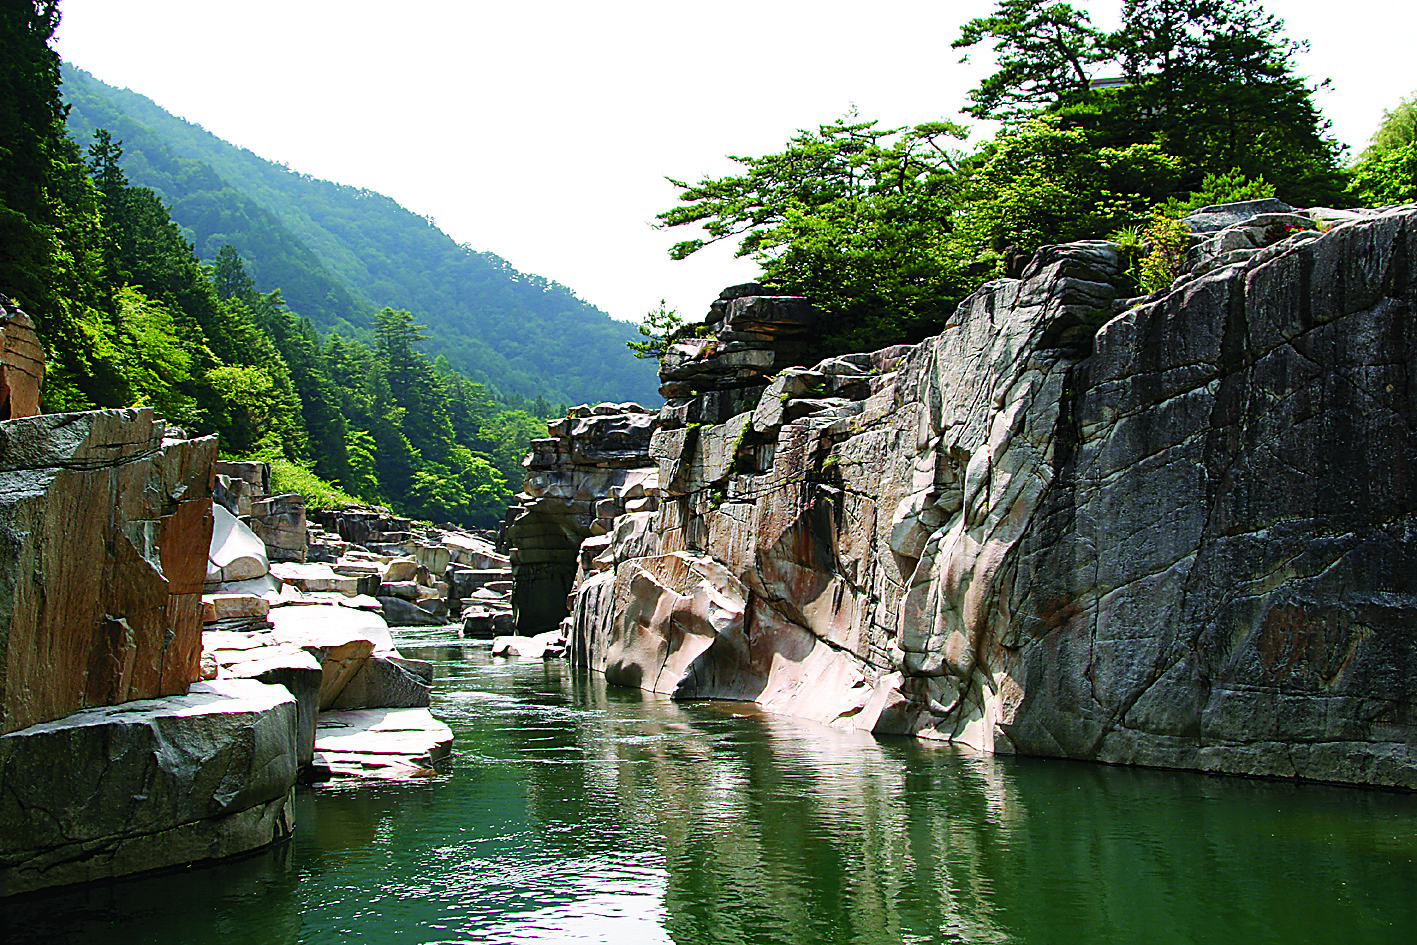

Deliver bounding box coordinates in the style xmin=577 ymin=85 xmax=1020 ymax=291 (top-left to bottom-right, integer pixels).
xmin=53 ymin=0 xmax=1416 ymax=328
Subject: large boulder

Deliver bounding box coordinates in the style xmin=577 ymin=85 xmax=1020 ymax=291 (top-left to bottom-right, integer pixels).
xmin=378 ymin=596 xmax=448 ymax=627
xmin=329 ymin=655 xmax=432 ymax=709
xmin=217 ymin=646 xmax=323 ymax=771
xmin=207 ymin=503 xmax=269 ymax=584
xmin=0 ymin=408 xmax=216 ymax=734
xmin=0 ymin=678 xmax=298 ymax=896
xmin=268 ymin=604 xmax=396 ymax=708
xmin=249 ymin=493 xmax=307 ymax=563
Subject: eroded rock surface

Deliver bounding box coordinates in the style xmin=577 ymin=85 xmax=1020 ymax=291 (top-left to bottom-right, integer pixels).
xmin=563 ymin=205 xmax=1417 ymax=789
xmin=0 ymin=296 xmax=44 ymax=420
xmin=0 ymin=408 xmax=216 ymax=734
xmin=505 ymin=402 xmax=658 ymax=633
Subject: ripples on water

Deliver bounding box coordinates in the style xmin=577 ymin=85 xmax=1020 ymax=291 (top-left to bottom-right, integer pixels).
xmin=4 ymin=625 xmax=1415 ymax=944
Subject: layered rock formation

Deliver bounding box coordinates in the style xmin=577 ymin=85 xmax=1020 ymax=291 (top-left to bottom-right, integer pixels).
xmin=505 ymin=402 xmax=657 ymax=633
xmin=0 ymin=296 xmax=44 ymax=420
xmin=562 ymin=204 xmax=1417 ymax=789
xmin=0 ymin=408 xmax=216 ymax=734
xmin=0 ymin=679 xmax=297 ymax=897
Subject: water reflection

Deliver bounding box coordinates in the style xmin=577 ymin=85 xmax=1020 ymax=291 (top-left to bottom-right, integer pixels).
xmin=3 ymin=637 xmax=1415 ymax=945
xmin=1 ymin=835 xmax=303 ymax=945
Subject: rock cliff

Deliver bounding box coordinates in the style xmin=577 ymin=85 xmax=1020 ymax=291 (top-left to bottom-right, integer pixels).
xmin=0 ymin=408 xmax=216 ymax=734
xmin=0 ymin=400 xmax=308 ymax=896
xmin=562 ymin=204 xmax=1417 ymax=789
xmin=505 ymin=402 xmax=657 ymax=633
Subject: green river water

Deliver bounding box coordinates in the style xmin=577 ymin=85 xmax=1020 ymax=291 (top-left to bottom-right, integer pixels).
xmin=4 ymin=625 xmax=1415 ymax=944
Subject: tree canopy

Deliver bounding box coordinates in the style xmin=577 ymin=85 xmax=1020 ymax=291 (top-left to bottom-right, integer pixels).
xmin=661 ymin=0 xmax=1354 ymax=367
xmin=1346 ymin=91 xmax=1417 ymax=206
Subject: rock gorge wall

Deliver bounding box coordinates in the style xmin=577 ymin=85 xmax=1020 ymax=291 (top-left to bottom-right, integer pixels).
xmin=562 ymin=204 xmax=1417 ymax=789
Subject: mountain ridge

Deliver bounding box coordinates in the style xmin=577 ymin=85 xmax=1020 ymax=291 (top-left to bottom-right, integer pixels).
xmin=59 ymin=63 xmax=659 ymax=406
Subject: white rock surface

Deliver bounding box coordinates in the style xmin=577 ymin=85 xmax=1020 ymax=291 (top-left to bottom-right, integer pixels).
xmin=313 ymin=707 xmax=452 ymax=779
xmin=206 ymin=503 xmax=270 ymax=583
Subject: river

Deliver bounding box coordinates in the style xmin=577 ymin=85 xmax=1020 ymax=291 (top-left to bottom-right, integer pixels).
xmin=5 ymin=625 xmax=1415 ymax=944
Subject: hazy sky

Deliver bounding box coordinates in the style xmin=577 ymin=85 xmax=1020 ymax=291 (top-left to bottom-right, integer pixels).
xmin=53 ymin=0 xmax=1416 ymax=327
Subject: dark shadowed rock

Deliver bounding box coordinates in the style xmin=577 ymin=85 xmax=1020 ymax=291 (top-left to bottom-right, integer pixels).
xmin=1181 ymin=198 xmax=1296 ymax=234
xmin=0 ymin=679 xmax=297 ymax=896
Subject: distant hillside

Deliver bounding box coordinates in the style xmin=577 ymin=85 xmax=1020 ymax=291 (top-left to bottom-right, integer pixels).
xmin=60 ymin=64 xmax=659 ymax=406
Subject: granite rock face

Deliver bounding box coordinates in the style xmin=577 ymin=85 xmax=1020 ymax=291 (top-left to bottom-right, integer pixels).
xmin=0 ymin=408 xmax=216 ymax=734
xmin=564 ymin=205 xmax=1417 ymax=789
xmin=0 ymin=678 xmax=297 ymax=897
xmin=249 ymin=492 xmax=307 ymax=563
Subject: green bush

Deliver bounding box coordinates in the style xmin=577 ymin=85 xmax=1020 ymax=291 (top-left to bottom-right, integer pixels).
xmin=268 ymin=458 xmax=359 ymax=510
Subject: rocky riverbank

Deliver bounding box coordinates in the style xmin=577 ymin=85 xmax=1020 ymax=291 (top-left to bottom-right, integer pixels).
xmin=0 ymin=329 xmax=468 ymax=895
xmin=520 ymin=201 xmax=1417 ymax=791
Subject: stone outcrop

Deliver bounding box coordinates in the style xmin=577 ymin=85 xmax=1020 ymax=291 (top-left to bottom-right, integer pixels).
xmin=0 ymin=296 xmax=44 ymax=420
xmin=505 ymin=402 xmax=657 ymax=633
xmin=0 ymin=385 xmax=460 ymax=894
xmin=0 ymin=408 xmax=216 ymax=734
xmin=560 ymin=204 xmax=1417 ymax=789
xmin=0 ymin=678 xmax=297 ymax=897
xmin=249 ymin=493 xmax=307 ymax=563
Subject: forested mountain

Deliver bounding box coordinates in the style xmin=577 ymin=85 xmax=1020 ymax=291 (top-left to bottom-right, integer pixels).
xmin=60 ymin=64 xmax=659 ymax=407
xmin=1 ymin=5 xmax=607 ymax=529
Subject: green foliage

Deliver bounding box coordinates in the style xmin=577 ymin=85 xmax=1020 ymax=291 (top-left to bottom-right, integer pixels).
xmin=1346 ymin=92 xmax=1417 ymax=206
xmin=627 ymin=300 xmax=712 ymax=361
xmin=953 ymin=0 xmax=1106 ymax=120
xmin=2 ymin=24 xmax=550 ymax=532
xmin=660 ymin=116 xmax=1179 ymax=361
xmin=268 ymin=458 xmax=359 ymax=511
xmin=951 ymin=118 xmax=1181 ymax=264
xmin=627 ymin=300 xmax=683 ymax=360
xmin=659 ymin=116 xmax=971 ymax=359
xmin=1363 ymin=93 xmax=1417 ymax=157
xmin=1157 ymin=168 xmax=1277 ymax=218
xmin=1138 ymin=215 xmax=1191 ymax=294
xmin=960 ymin=0 xmax=1345 ymax=206
xmin=1346 ymin=143 xmax=1417 ymax=206
xmin=60 ymin=64 xmax=660 ymax=407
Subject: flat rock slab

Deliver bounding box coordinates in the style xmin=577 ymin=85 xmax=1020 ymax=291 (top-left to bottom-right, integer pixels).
xmin=203 ymin=592 xmax=270 ymax=621
xmin=269 ymin=562 xmax=359 ymax=596
xmin=313 ymin=707 xmax=452 ymax=780
xmin=273 ymin=591 xmax=383 ymax=610
xmin=269 ymin=604 xmax=395 ymax=655
xmin=202 ymin=629 xmax=276 ymax=651
xmin=491 ymin=631 xmax=567 ymax=660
